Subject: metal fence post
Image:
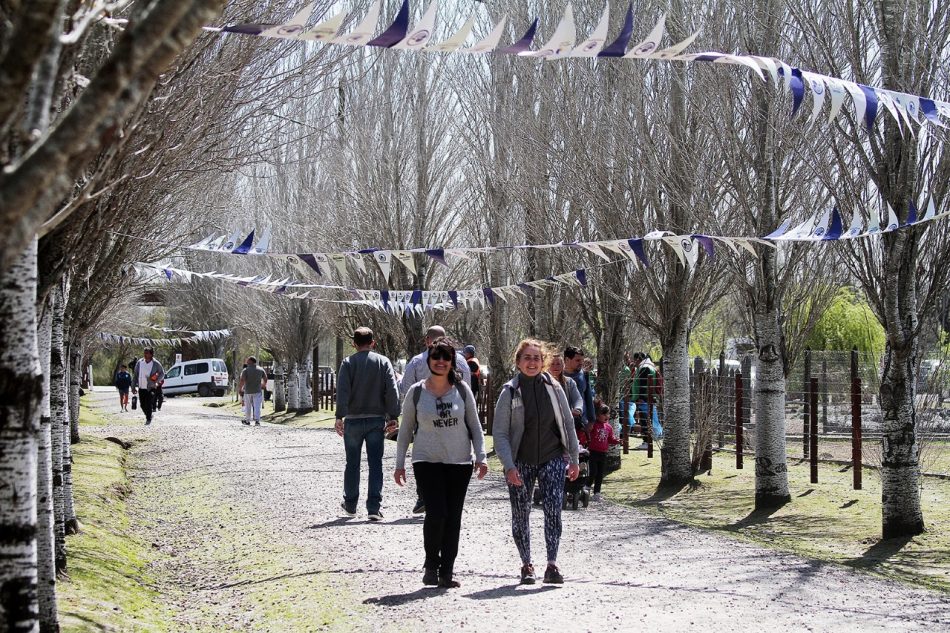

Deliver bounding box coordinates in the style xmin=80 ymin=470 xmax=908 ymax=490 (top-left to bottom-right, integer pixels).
xmin=810 ymin=377 xmax=819 ymax=483
xmin=646 ymin=375 xmax=654 ymax=459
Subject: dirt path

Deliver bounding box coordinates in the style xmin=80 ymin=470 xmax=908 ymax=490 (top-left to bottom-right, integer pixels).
xmin=88 ymin=391 xmax=950 ymax=632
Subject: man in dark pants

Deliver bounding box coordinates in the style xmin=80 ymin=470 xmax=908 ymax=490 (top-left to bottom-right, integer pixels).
xmin=335 ymin=327 xmax=401 ymax=521
xmin=132 ymin=348 xmax=165 ymax=426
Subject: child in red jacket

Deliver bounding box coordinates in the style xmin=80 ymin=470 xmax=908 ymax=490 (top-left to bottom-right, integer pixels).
xmin=589 ymin=399 xmax=620 ymax=501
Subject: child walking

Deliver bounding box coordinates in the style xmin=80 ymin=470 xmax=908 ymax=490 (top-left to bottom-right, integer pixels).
xmin=588 ymin=399 xmax=620 ymax=501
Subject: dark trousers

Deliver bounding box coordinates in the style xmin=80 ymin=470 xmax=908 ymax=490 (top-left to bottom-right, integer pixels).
xmin=589 ymin=451 xmax=607 ymax=493
xmin=413 ymin=462 xmax=473 ymax=577
xmin=138 ymin=389 xmax=155 ymax=422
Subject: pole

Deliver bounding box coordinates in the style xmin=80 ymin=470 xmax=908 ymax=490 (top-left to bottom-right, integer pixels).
xmin=735 ymin=371 xmax=743 ymax=469
xmin=803 ymin=348 xmax=811 ymax=458
xmin=810 ymin=377 xmax=819 ymax=484
xmin=621 ymin=398 xmax=630 ymax=454
xmin=852 ymin=376 xmax=862 ymax=490
xmin=646 ymin=376 xmax=654 ymax=459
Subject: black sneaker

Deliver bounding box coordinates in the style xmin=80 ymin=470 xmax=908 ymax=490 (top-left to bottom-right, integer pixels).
xmin=241 ymin=420 xmax=250 ymax=426
xmin=340 ymin=502 xmax=356 ymax=517
xmin=145 ymin=419 xmax=151 ymax=426
xmin=368 ymin=510 xmax=383 ymax=521
xmin=438 ymin=576 xmax=461 ymax=588
xmin=520 ymin=564 xmax=536 ymax=585
xmin=422 ymin=568 xmax=439 ymax=586
xmin=254 ymin=421 xmax=260 ymax=426
xmin=412 ymin=498 xmax=426 ymax=514
xmin=543 ymin=564 xmax=564 ymax=584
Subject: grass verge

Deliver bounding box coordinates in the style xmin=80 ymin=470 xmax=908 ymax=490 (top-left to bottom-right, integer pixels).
xmin=604 ymin=447 xmax=950 ymax=592
xmin=58 ymin=418 xmax=176 ymax=631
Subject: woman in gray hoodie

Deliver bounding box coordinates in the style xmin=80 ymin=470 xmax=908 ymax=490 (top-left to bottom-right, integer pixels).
xmin=394 ymin=339 xmax=488 ymax=589
xmin=493 ymin=339 xmax=580 ymax=586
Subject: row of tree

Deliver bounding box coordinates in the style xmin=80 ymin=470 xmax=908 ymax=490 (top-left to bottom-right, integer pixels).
xmin=1 ymin=1 xmax=949 ymax=630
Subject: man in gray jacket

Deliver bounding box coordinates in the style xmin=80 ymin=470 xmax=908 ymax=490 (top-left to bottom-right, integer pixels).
xmin=132 ymin=348 xmax=165 ymax=426
xmin=335 ymin=327 xmax=400 ymax=521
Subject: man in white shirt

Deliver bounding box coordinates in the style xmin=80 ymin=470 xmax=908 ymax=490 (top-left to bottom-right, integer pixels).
xmin=132 ymin=348 xmax=165 ymax=426
xmin=399 ymin=325 xmax=472 ymax=514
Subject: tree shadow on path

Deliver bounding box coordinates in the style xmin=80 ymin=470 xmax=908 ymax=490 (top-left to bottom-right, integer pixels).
xmin=846 ymin=535 xmax=913 ymax=570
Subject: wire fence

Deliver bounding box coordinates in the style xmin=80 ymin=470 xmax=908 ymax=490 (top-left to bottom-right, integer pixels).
xmin=615 ymin=350 xmax=950 ymax=483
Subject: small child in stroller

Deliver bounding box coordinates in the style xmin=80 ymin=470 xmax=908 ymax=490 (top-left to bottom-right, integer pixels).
xmin=533 ymin=419 xmax=591 ymax=510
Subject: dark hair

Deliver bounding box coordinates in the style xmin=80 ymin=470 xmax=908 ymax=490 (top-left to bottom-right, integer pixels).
xmin=564 ymin=345 xmax=585 ymax=359
xmin=632 ymin=352 xmax=647 ymax=362
xmin=594 ymin=398 xmax=610 ymax=416
xmin=352 ymin=326 xmax=374 ymax=347
xmin=428 ymin=338 xmax=459 ymax=385
xmin=143 ymin=347 xmax=154 ymax=354
xmin=120 ymin=364 xmax=127 ymax=369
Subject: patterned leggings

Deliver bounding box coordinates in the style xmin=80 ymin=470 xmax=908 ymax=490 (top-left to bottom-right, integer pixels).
xmin=508 ymin=458 xmax=566 ymax=565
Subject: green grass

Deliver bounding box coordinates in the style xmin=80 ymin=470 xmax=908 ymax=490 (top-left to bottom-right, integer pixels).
xmin=603 ymin=447 xmax=950 ymax=592
xmin=58 ymin=433 xmax=176 ymax=632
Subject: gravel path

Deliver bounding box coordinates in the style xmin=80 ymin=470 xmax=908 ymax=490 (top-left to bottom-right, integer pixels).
xmin=88 ymin=391 xmax=950 ymax=632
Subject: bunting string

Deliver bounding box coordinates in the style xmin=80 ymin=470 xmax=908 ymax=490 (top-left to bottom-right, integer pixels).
xmin=204 ymin=0 xmax=950 ymax=134
xmin=97 ymin=328 xmax=231 ymax=348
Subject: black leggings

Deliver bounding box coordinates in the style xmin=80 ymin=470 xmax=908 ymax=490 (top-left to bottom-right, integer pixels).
xmin=589 ymin=451 xmax=607 ymax=493
xmin=413 ymin=462 xmax=473 ymax=577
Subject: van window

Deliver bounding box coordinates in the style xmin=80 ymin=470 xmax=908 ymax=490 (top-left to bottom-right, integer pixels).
xmin=185 ymin=362 xmax=209 ymax=376
xmin=213 ymin=360 xmax=227 ymax=372
xmin=166 ymin=367 xmax=181 ymax=379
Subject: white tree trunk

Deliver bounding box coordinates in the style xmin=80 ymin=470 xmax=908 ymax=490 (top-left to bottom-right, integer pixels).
xmin=61 ymin=418 xmax=77 ymax=535
xmin=36 ymin=299 xmax=59 ymax=631
xmin=752 ymin=304 xmax=791 ymax=507
xmin=297 ymin=369 xmax=312 ymax=410
xmin=660 ymin=316 xmax=693 ymax=486
xmin=68 ymin=345 xmax=81 ymax=445
xmin=0 ymin=239 xmax=43 ymax=631
xmin=287 ymin=363 xmax=299 ymax=411
xmin=49 ymin=285 xmax=67 ymax=572
xmin=273 ymin=365 xmax=286 ymax=413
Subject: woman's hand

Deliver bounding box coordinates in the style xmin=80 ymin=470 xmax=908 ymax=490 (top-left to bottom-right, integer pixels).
xmin=394 ymin=469 xmax=406 ymax=486
xmin=567 ymin=464 xmax=580 ymax=481
xmin=474 ymin=462 xmax=488 ymax=480
xmin=334 ymin=418 xmax=344 ymax=437
xmin=506 ymin=467 xmax=523 ymax=487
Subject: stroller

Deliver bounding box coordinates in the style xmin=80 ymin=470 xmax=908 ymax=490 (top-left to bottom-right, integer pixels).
xmin=563 ymin=449 xmax=590 ymax=510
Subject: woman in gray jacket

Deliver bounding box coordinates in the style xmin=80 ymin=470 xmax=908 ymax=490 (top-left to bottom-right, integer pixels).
xmin=493 ymin=339 xmax=580 ymax=585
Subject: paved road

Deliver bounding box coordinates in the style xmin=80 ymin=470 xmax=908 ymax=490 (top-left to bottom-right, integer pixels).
xmin=90 ymin=391 xmax=950 ymax=632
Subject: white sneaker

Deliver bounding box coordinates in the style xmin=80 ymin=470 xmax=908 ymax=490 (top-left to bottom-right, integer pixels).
xmin=592 ymin=493 xmax=602 ymax=502
xmin=633 ymin=442 xmax=649 ymax=451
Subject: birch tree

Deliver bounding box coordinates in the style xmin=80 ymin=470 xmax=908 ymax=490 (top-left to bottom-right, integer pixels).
xmin=790 ymin=0 xmax=950 ymax=536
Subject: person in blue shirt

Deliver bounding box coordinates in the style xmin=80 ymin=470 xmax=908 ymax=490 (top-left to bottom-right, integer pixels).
xmin=114 ymin=364 xmax=132 ymax=411
xmin=563 ymin=346 xmax=595 ymax=430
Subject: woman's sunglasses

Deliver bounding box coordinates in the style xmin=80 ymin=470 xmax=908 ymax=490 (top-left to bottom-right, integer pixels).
xmin=430 ymin=350 xmax=453 ymax=361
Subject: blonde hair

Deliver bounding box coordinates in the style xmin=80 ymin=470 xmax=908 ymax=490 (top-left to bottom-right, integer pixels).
xmin=545 ymin=351 xmax=567 ymax=386
xmin=512 ymin=338 xmax=548 ymax=367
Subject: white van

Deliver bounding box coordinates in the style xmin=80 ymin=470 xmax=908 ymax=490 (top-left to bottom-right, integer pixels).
xmin=162 ymin=358 xmax=230 ymax=397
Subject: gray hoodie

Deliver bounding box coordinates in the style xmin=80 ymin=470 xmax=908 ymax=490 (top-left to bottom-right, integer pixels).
xmin=492 ymin=372 xmax=580 ymax=472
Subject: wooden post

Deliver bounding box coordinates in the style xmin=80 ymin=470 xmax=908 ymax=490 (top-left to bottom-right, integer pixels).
xmin=803 ymin=348 xmax=811 ymax=458
xmin=810 ymin=377 xmax=819 ymax=483
xmin=852 ymin=376 xmax=862 ymax=490
xmin=735 ymin=371 xmax=743 ymax=469
xmin=621 ymin=398 xmax=630 ymax=454
xmin=485 ymin=374 xmax=494 ymax=436
xmin=318 ymin=343 xmax=323 ymax=411
xmin=646 ymin=376 xmax=654 ymax=458
xmin=821 ymin=357 xmax=829 ymax=433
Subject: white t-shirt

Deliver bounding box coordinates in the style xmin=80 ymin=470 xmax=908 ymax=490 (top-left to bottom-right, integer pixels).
xmin=138 ymin=360 xmax=154 ymax=390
